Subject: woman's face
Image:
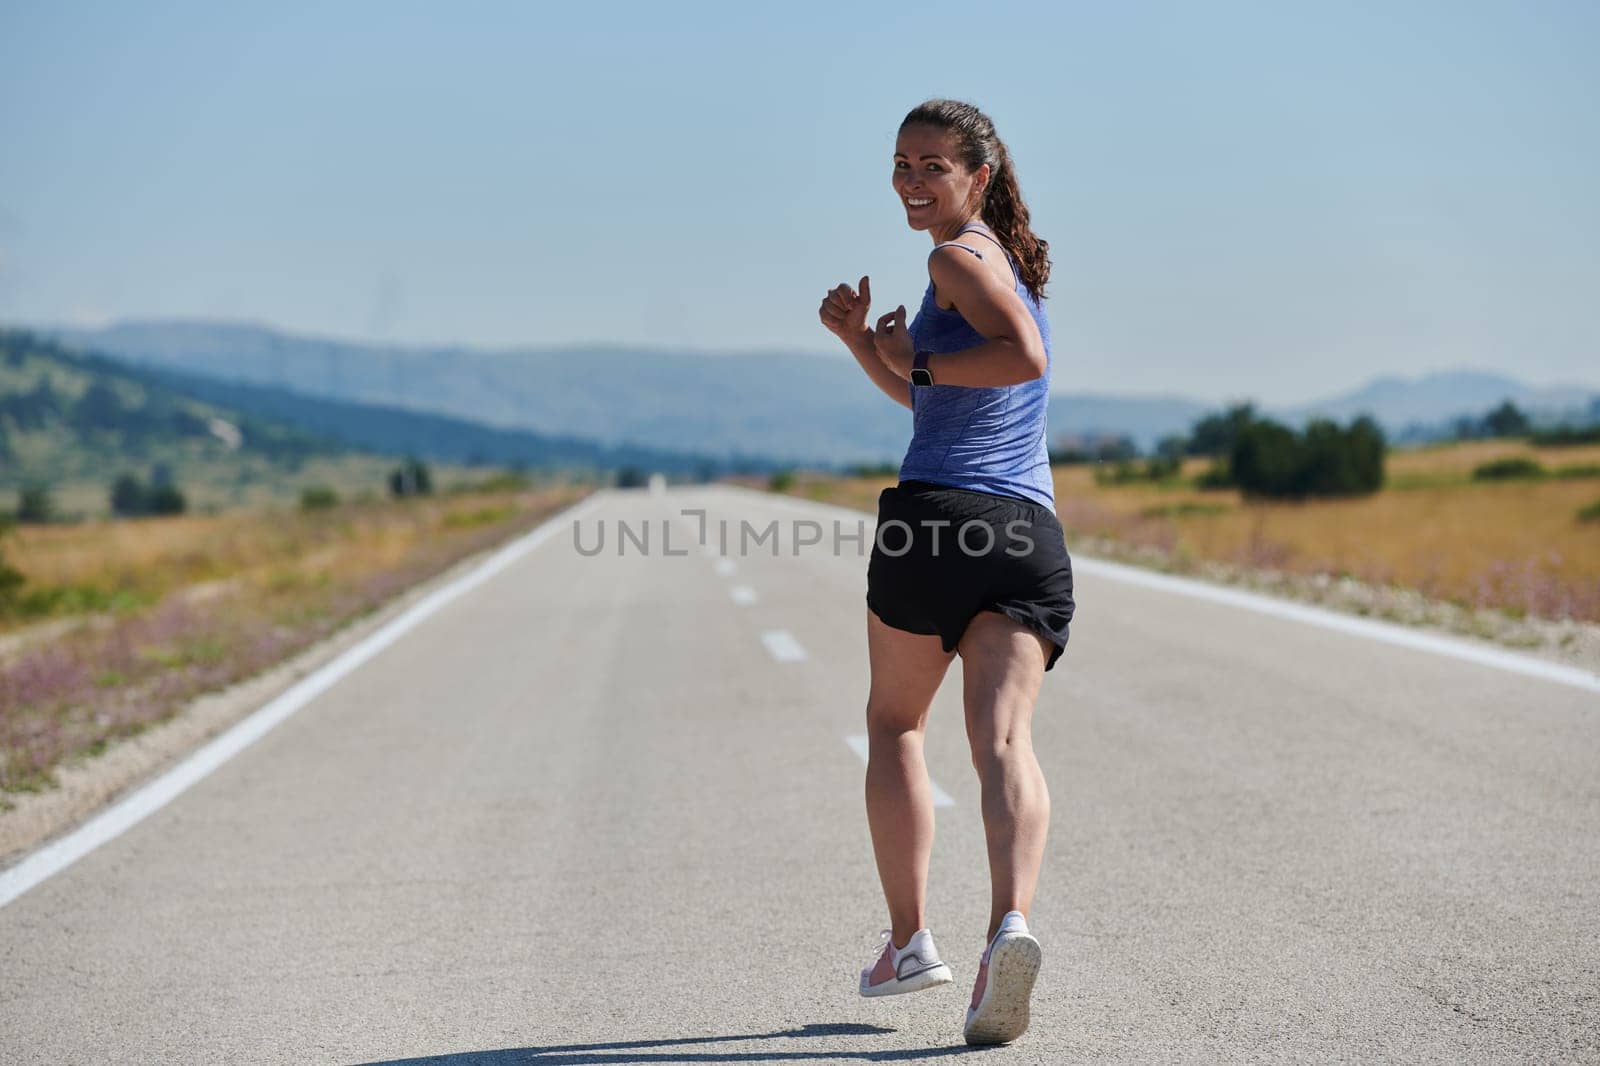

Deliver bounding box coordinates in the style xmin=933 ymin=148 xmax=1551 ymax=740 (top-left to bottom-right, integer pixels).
xmin=893 ymin=124 xmax=987 ymax=232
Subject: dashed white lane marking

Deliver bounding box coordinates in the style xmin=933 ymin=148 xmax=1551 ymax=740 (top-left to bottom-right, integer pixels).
xmin=729 ymin=585 xmax=757 ymax=606
xmin=0 ymin=490 xmax=612 ymax=911
xmin=714 ymin=558 xmax=737 ymax=576
xmin=845 ymin=735 xmax=956 ymax=808
xmin=761 ymin=629 xmax=808 ymax=662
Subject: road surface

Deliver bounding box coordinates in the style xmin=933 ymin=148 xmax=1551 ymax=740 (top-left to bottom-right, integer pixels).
xmin=1 ymin=484 xmax=1596 ymax=1064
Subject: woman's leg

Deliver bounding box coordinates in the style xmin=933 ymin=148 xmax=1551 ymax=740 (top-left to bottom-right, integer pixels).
xmin=957 ymin=610 xmax=1053 ymax=941
xmin=865 ymin=608 xmax=958 ymax=947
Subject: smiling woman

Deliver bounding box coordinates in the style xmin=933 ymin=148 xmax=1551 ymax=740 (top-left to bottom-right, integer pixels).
xmin=815 ymin=98 xmax=1074 ymax=1048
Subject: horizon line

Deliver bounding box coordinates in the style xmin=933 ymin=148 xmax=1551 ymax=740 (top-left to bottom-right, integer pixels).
xmin=7 ymin=314 xmax=1598 ymax=411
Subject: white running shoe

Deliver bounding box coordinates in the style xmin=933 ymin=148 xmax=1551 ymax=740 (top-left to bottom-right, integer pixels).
xmin=963 ymin=910 xmax=1042 ymax=1045
xmin=858 ymin=927 xmax=955 ymax=998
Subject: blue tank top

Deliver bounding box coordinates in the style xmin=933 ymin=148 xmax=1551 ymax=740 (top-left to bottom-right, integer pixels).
xmin=899 ymin=221 xmax=1055 ymax=509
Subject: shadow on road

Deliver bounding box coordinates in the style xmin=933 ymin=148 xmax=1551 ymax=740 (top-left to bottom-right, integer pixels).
xmin=355 ymin=1021 xmax=993 ymax=1064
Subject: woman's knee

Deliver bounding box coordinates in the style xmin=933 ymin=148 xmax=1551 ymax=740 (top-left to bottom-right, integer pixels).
xmin=964 ymin=707 xmax=1035 ymax=770
xmin=866 ymin=696 xmax=930 ymax=738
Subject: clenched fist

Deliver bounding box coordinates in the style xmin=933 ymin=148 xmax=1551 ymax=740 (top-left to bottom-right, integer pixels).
xmin=818 ymin=275 xmax=872 ymax=341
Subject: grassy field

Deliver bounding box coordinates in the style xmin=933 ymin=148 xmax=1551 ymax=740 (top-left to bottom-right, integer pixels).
xmin=0 ymin=481 xmax=592 ymax=803
xmin=2 ymin=436 xmax=1594 ymax=807
xmin=771 ymin=439 xmax=1600 ymax=624
xmin=0 ymin=445 xmax=506 ymax=523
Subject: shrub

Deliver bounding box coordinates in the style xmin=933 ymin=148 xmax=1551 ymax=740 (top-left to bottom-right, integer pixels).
xmin=1187 ymin=403 xmax=1257 ymax=456
xmin=1578 ymin=500 xmax=1600 ymax=524
xmin=1232 ymin=419 xmax=1304 ymax=497
xmin=1472 ymin=457 xmax=1546 ymax=482
xmin=0 ymin=512 xmax=24 ymax=614
xmin=1194 ymin=462 xmax=1235 ymax=490
xmin=146 ymin=484 xmax=186 ymax=515
xmin=768 ymin=469 xmax=796 ymax=492
xmin=388 ymin=457 xmax=434 ymax=496
xmin=1230 ymin=414 xmax=1385 ymax=499
xmin=1155 ymin=435 xmax=1189 ymax=461
xmin=16 ymin=483 xmax=55 ymax=524
xmin=1532 ymin=425 xmax=1600 ymax=446
xmin=1453 ymin=400 xmax=1531 ymax=440
xmin=1095 ymin=436 xmax=1139 ymax=462
xmin=1092 ymin=460 xmax=1137 ymax=486
xmin=1093 ymin=456 xmax=1181 ymax=485
xmin=110 ymin=473 xmax=147 ymax=516
xmin=1481 ymin=400 xmax=1531 ymax=438
xmin=1302 ymin=416 xmax=1385 ymax=496
xmin=1145 ymin=453 xmax=1183 ymax=481
xmin=300 ymin=485 xmax=340 ymax=511
xmin=471 ymin=470 xmax=533 ymax=493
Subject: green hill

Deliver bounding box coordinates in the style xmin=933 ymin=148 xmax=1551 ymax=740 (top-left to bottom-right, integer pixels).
xmin=0 ymin=328 xmax=731 ymax=519
xmin=1 ymin=328 xmax=371 ymax=517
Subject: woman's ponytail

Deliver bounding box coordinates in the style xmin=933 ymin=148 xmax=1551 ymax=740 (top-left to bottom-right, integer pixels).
xmin=980 ymin=139 xmax=1050 ymax=302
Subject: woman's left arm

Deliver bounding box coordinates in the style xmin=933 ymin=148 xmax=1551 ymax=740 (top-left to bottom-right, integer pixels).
xmin=871 ymin=245 xmax=1047 ymax=387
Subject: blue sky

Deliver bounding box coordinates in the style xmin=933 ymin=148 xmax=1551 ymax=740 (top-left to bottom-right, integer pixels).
xmin=1 ymin=0 xmax=1595 ymax=404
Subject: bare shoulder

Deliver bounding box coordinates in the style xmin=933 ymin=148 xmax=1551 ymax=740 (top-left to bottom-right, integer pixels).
xmin=927 ymin=241 xmax=1013 ymax=311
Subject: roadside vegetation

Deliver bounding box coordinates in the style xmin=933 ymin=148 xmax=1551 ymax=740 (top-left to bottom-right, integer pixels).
xmin=0 ymin=471 xmax=591 ymax=806
xmin=769 ymin=399 xmax=1600 ymax=627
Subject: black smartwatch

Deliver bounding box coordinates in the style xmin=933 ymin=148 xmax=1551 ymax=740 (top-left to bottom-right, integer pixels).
xmin=910 ymin=349 xmax=934 ymax=387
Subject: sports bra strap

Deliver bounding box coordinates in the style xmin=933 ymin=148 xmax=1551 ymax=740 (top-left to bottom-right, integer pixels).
xmin=932 ymin=221 xmax=992 ymax=258
xmin=930 ymin=221 xmax=1019 ymax=287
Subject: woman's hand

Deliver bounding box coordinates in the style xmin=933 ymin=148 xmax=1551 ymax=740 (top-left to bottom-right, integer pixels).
xmin=818 ymin=275 xmax=872 ymax=342
xmin=872 ymin=304 xmax=914 ymax=380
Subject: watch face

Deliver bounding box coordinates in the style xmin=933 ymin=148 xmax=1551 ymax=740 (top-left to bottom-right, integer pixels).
xmin=911 ymin=368 xmax=934 ymax=387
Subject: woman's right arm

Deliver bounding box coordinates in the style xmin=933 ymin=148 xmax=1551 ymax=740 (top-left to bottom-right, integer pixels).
xmin=819 ymin=275 xmax=913 ymax=412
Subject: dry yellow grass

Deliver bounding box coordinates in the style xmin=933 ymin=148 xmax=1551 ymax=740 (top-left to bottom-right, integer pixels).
xmin=0 ymin=483 xmax=593 ymax=797
xmin=1387 ymin=439 xmax=1600 ymax=478
xmin=1 ymin=486 xmax=587 ymax=633
xmin=766 ymin=440 xmax=1600 ymax=622
xmin=1061 ymin=471 xmax=1597 ymax=615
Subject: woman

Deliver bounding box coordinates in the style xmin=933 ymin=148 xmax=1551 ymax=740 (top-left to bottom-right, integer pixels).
xmin=817 ymin=98 xmax=1075 ymax=1047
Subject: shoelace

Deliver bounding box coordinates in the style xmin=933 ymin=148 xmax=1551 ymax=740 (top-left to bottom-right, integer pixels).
xmin=870 ymin=927 xmax=896 ymax=964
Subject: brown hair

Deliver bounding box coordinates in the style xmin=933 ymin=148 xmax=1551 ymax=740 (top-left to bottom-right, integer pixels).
xmin=900 ymin=98 xmax=1051 ymax=302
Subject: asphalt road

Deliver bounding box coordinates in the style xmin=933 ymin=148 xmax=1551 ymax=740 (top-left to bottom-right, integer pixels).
xmin=1 ymin=484 xmax=1596 ymax=1064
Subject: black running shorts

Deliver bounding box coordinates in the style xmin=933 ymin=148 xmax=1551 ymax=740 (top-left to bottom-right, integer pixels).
xmin=865 ymin=479 xmax=1076 ymax=671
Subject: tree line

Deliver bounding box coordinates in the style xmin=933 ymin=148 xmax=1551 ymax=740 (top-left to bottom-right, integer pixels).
xmin=1052 ymin=404 xmax=1387 ymax=499
xmin=1052 ymin=394 xmax=1598 ymax=500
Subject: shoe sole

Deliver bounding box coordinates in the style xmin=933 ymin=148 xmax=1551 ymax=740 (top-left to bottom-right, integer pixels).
xmin=859 ymin=962 xmax=954 ymax=998
xmin=963 ymin=933 xmax=1042 ymax=1045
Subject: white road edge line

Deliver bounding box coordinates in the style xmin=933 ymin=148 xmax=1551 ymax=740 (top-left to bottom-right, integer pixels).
xmin=0 ymin=490 xmax=612 ymax=911
xmin=845 ymin=735 xmax=956 ymax=807
xmin=761 ymin=629 xmax=808 ymax=662
xmin=721 ymin=483 xmax=1600 ymax=695
xmin=729 ymin=585 xmax=757 ymax=606
xmin=1070 ymin=555 xmax=1600 ymax=695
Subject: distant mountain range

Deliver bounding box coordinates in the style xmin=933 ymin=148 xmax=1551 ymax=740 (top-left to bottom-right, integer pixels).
xmin=48 ymin=319 xmax=1600 ymax=462
xmin=0 ymin=328 xmax=741 ymax=508
xmin=1281 ymin=372 xmax=1597 ymax=437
